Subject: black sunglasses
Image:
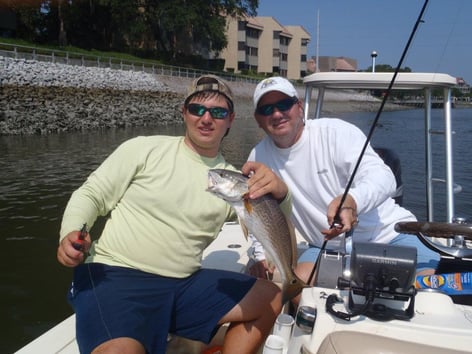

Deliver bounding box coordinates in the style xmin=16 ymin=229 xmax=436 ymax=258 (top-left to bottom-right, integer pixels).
xmin=256 ymin=97 xmax=298 ymax=116
xmin=187 ymin=103 xmax=230 ymax=119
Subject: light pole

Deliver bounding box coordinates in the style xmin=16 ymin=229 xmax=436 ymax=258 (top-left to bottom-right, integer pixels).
xmin=371 ymin=51 xmax=378 ymax=73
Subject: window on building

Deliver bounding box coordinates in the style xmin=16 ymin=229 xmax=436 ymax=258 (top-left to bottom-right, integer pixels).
xmin=238 ymin=61 xmax=246 ymax=71
xmin=252 ymin=47 xmax=258 ymax=56
xmin=280 ymin=36 xmax=290 ymax=45
xmin=247 ymin=28 xmax=260 ymax=38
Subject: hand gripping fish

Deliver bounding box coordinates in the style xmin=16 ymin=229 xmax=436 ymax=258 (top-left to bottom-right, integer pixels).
xmin=207 ymin=169 xmax=306 ymax=304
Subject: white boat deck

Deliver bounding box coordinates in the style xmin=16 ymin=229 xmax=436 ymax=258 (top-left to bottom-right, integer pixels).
xmin=15 ymin=314 xmax=78 ymax=354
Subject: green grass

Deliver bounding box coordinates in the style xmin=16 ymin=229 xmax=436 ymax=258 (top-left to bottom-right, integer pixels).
xmin=0 ymin=36 xmax=163 ymax=65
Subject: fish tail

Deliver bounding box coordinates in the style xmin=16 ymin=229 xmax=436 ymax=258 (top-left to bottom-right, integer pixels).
xmin=282 ymin=275 xmax=308 ymax=304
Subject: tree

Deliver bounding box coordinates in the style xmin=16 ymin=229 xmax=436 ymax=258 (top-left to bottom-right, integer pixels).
xmin=145 ymin=0 xmax=258 ymax=61
xmin=56 ymin=0 xmax=66 ymax=46
xmin=365 ymin=64 xmax=412 ymax=73
xmin=4 ymin=0 xmax=259 ymax=66
xmin=7 ymin=1 xmax=45 ymax=42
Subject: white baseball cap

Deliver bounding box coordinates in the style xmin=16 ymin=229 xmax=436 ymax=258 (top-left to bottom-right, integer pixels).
xmin=253 ymin=77 xmax=299 ymax=108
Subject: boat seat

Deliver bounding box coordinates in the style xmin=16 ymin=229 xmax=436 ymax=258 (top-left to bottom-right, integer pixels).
xmin=374 ymin=147 xmax=403 ymax=205
xmin=316 ymin=331 xmax=469 ymax=354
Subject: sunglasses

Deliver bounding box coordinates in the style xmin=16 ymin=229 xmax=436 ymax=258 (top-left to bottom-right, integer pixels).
xmin=256 ymin=97 xmax=298 ymax=116
xmin=187 ymin=103 xmax=230 ymax=119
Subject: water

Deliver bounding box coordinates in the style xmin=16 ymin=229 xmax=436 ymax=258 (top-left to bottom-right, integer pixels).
xmin=333 ymin=108 xmax=472 ymax=221
xmin=1 ymin=105 xmax=471 ymax=352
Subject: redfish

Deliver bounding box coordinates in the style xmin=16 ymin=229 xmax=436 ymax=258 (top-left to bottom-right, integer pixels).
xmin=207 ymin=169 xmax=306 ymax=304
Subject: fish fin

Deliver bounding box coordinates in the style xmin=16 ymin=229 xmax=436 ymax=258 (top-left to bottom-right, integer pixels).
xmin=282 ymin=273 xmax=308 ymax=305
xmin=238 ymin=216 xmax=250 ymax=241
xmin=243 ymin=193 xmax=253 ymax=213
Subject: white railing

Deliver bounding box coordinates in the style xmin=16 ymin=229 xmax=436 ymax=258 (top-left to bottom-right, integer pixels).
xmin=0 ymin=42 xmax=259 ymax=84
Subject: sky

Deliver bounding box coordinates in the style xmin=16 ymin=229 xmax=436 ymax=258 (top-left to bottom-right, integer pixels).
xmin=257 ymin=0 xmax=471 ymax=83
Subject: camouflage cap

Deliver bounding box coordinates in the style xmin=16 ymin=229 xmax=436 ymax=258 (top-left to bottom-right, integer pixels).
xmin=185 ymin=74 xmax=234 ymax=110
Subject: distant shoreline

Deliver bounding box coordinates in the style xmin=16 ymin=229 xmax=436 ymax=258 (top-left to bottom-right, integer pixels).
xmin=0 ymin=57 xmax=410 ymax=135
xmin=156 ymin=75 xmax=409 ymax=114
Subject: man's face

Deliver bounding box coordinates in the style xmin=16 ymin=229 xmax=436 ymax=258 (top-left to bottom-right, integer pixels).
xmin=254 ymin=91 xmax=304 ymax=148
xmin=183 ymin=94 xmax=234 ymax=157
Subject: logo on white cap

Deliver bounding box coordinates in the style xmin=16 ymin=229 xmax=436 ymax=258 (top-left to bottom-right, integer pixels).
xmin=253 ymin=77 xmax=298 ymax=108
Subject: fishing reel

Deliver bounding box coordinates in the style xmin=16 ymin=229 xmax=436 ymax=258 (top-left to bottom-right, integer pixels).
xmin=327 ymin=242 xmax=417 ymax=321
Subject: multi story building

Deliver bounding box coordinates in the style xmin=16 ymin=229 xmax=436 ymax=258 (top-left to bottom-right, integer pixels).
xmin=219 ymin=15 xmax=310 ymax=80
xmin=220 ymin=15 xmax=263 ymax=74
xmin=285 ymin=25 xmax=311 ymax=79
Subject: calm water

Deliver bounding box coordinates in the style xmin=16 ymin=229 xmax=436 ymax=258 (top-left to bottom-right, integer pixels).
xmin=1 ymin=104 xmax=471 ymax=352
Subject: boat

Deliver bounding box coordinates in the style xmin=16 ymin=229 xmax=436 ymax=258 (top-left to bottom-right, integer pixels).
xmin=15 ymin=72 xmax=472 ymax=354
xmin=287 ymin=71 xmax=472 ymax=354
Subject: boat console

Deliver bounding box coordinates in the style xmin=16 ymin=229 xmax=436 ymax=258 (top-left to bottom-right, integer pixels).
xmin=264 ymin=220 xmax=472 ymax=354
xmin=336 ymin=242 xmax=417 ymax=321
xmin=286 ymin=241 xmax=472 ymax=354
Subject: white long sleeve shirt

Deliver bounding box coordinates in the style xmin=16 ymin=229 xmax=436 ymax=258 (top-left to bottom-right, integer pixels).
xmin=248 ymin=118 xmax=416 ymax=260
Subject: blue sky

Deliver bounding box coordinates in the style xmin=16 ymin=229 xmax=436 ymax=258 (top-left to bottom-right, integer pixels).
xmin=257 ymin=0 xmax=471 ymax=83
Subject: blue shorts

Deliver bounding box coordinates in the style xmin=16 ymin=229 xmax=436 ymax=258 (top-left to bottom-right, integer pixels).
xmin=298 ymin=234 xmax=440 ymax=273
xmin=67 ymin=263 xmax=256 ymax=354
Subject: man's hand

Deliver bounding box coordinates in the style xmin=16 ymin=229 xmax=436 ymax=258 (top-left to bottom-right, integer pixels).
xmin=241 ymin=161 xmax=288 ymax=202
xmin=57 ymin=230 xmax=91 ymax=267
xmin=247 ymin=259 xmax=275 ymax=280
xmin=322 ymin=194 xmax=358 ymax=240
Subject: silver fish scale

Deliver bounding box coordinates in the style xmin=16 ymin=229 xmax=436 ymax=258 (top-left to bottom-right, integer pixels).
xmin=240 ymin=195 xmax=295 ymax=281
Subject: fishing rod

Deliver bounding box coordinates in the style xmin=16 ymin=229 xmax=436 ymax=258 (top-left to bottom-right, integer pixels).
xmin=307 ymin=0 xmax=430 ymax=286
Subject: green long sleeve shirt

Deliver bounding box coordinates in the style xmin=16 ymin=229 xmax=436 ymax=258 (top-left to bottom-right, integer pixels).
xmin=60 ymin=135 xmax=291 ymax=278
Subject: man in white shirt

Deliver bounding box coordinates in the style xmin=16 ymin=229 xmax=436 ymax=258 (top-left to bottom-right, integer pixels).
xmin=247 ymin=76 xmax=440 ymax=286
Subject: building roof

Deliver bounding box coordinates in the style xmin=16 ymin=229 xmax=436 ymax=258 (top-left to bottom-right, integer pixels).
xmin=336 ymin=57 xmax=357 ymax=71
xmin=285 ymin=25 xmax=311 ymax=39
xmin=245 ymin=16 xmax=264 ymax=30
xmin=255 ymin=16 xmax=292 ymax=37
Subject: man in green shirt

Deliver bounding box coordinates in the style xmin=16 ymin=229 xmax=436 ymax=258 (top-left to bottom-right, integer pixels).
xmin=56 ymin=75 xmax=289 ymax=354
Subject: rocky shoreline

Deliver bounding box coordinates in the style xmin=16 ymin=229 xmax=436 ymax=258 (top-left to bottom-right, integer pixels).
xmin=1 ymin=85 xmax=183 ymax=135
xmin=0 ymin=56 xmax=399 ymax=135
